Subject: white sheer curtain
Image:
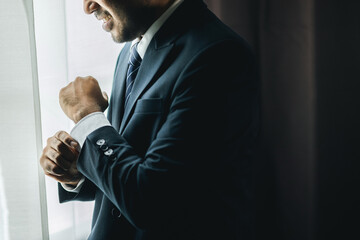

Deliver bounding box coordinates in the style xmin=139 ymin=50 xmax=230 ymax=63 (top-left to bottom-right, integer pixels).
xmin=0 ymin=0 xmax=122 ymax=239
xmin=0 ymin=0 xmax=122 ymax=238
xmin=0 ymin=164 xmax=10 ymax=240
xmin=33 ymin=0 xmax=79 ymax=238
xmin=0 ymin=0 xmax=48 ymax=239
xmin=33 ymin=0 xmax=122 ymax=239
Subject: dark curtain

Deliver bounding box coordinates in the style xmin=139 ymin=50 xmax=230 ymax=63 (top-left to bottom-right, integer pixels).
xmin=204 ymin=1 xmax=360 ymax=240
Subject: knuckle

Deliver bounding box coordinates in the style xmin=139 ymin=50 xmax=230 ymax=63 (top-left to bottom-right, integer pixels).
xmin=86 ymin=75 xmax=95 ymax=81
xmin=87 ymin=76 xmax=97 ymax=85
xmin=49 ymin=164 xmax=63 ymax=175
xmin=54 ymin=141 xmax=64 ymax=151
xmin=52 ymin=152 xmax=61 ymax=163
xmin=60 ymin=82 xmax=71 ymax=94
xmin=67 ymin=82 xmax=74 ymax=89
xmin=51 ymin=166 xmax=60 ymax=174
xmin=63 ymin=136 xmax=73 ymax=146
xmin=42 ymin=146 xmax=51 ymax=158
xmin=63 ymin=134 xmax=71 ymax=141
xmin=49 ymin=149 xmax=56 ymax=159
xmin=55 ymin=131 xmax=63 ymax=138
xmin=75 ymin=77 xmax=84 ymax=85
xmin=45 ymin=163 xmax=53 ymax=173
xmin=56 ymin=131 xmax=69 ymax=142
xmin=53 ymin=154 xmax=60 ymax=163
xmin=59 ymin=87 xmax=65 ymax=95
xmin=46 ymin=137 xmax=53 ymax=145
xmin=39 ymin=156 xmax=46 ymax=167
xmin=50 ymin=138 xmax=58 ymax=147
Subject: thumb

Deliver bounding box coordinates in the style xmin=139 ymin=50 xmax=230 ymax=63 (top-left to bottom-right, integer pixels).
xmin=102 ymin=91 xmax=109 ymax=102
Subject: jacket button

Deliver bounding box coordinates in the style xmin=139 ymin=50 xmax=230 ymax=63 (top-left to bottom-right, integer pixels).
xmin=96 ymin=139 xmax=105 ymax=146
xmin=111 ymin=208 xmax=122 ymax=218
xmin=104 ymin=149 xmax=113 ymax=156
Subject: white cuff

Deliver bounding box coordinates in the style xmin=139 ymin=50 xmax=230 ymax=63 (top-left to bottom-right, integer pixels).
xmin=60 ymin=177 xmax=85 ymax=193
xmin=70 ymin=112 xmax=111 ymax=147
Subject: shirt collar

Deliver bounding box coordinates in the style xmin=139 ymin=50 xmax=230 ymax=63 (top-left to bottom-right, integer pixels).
xmin=131 ymin=0 xmax=184 ymax=59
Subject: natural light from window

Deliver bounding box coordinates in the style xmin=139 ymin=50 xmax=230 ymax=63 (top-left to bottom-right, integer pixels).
xmin=34 ymin=0 xmax=123 ymax=239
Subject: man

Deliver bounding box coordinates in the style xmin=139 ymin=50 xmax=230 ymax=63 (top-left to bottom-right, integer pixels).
xmin=40 ymin=0 xmax=259 ymax=239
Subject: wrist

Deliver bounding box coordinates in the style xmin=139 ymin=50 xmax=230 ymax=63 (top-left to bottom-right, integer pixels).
xmin=63 ymin=173 xmax=83 ymax=186
xmin=73 ymin=107 xmax=103 ymax=123
xmin=64 ymin=182 xmax=79 ymax=188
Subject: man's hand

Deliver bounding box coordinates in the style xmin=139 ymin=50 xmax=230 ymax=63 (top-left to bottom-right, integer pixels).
xmin=40 ymin=131 xmax=82 ymax=186
xmin=59 ymin=76 xmax=109 ymax=123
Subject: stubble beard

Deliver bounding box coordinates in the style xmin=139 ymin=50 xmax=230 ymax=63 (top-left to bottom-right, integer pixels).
xmin=110 ymin=21 xmax=143 ymax=43
xmin=110 ymin=5 xmax=158 ymax=43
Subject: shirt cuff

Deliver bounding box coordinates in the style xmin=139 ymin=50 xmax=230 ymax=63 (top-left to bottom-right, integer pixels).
xmin=70 ymin=112 xmax=111 ymax=147
xmin=60 ymin=176 xmax=85 ymax=193
xmin=64 ymin=112 xmax=110 ymax=193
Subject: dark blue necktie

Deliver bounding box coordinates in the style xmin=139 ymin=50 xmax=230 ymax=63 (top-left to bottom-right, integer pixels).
xmin=125 ymin=42 xmax=142 ymax=108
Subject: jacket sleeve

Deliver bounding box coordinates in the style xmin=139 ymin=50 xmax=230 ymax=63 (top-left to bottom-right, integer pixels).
xmin=58 ymin=178 xmax=97 ymax=203
xmin=76 ymin=40 xmax=259 ymax=230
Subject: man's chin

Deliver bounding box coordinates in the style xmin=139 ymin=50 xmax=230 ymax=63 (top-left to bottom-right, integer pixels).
xmin=110 ymin=31 xmax=125 ymax=43
xmin=109 ymin=27 xmax=142 ymax=43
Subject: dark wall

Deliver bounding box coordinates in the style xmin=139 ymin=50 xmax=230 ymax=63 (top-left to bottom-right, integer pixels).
xmin=205 ymin=0 xmax=360 ymax=240
xmin=315 ymin=1 xmax=360 ymax=239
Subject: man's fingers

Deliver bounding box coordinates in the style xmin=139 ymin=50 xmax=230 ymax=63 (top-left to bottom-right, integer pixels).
xmin=43 ymin=157 xmax=65 ymax=176
xmin=54 ymin=130 xmax=72 ymax=145
xmin=44 ymin=172 xmax=63 ymax=183
xmin=70 ymin=141 xmax=81 ymax=152
xmin=45 ymin=170 xmax=78 ymax=185
xmin=54 ymin=131 xmax=80 ymax=152
xmin=40 ymin=131 xmax=82 ymax=185
xmin=48 ymin=136 xmax=78 ymax=161
xmin=44 ymin=166 xmax=82 ymax=186
xmin=46 ymin=147 xmax=71 ymax=170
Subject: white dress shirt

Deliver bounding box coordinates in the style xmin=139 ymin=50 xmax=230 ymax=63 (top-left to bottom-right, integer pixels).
xmin=62 ymin=0 xmax=184 ymax=192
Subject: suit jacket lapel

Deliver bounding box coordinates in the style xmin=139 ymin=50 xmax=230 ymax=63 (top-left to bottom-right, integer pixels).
xmin=119 ymin=42 xmax=174 ymax=134
xmin=118 ymin=0 xmax=205 ymax=133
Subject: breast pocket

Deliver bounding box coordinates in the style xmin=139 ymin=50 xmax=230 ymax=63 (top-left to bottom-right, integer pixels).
xmin=134 ymin=98 xmax=163 ymax=114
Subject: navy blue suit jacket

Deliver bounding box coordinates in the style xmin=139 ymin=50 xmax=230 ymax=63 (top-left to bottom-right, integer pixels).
xmin=59 ymin=0 xmax=259 ymax=239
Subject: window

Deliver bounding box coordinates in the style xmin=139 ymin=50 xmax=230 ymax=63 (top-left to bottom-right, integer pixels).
xmin=0 ymin=1 xmax=47 ymax=239
xmin=0 ymin=0 xmax=123 ymax=239
xmin=34 ymin=0 xmax=122 ymax=239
